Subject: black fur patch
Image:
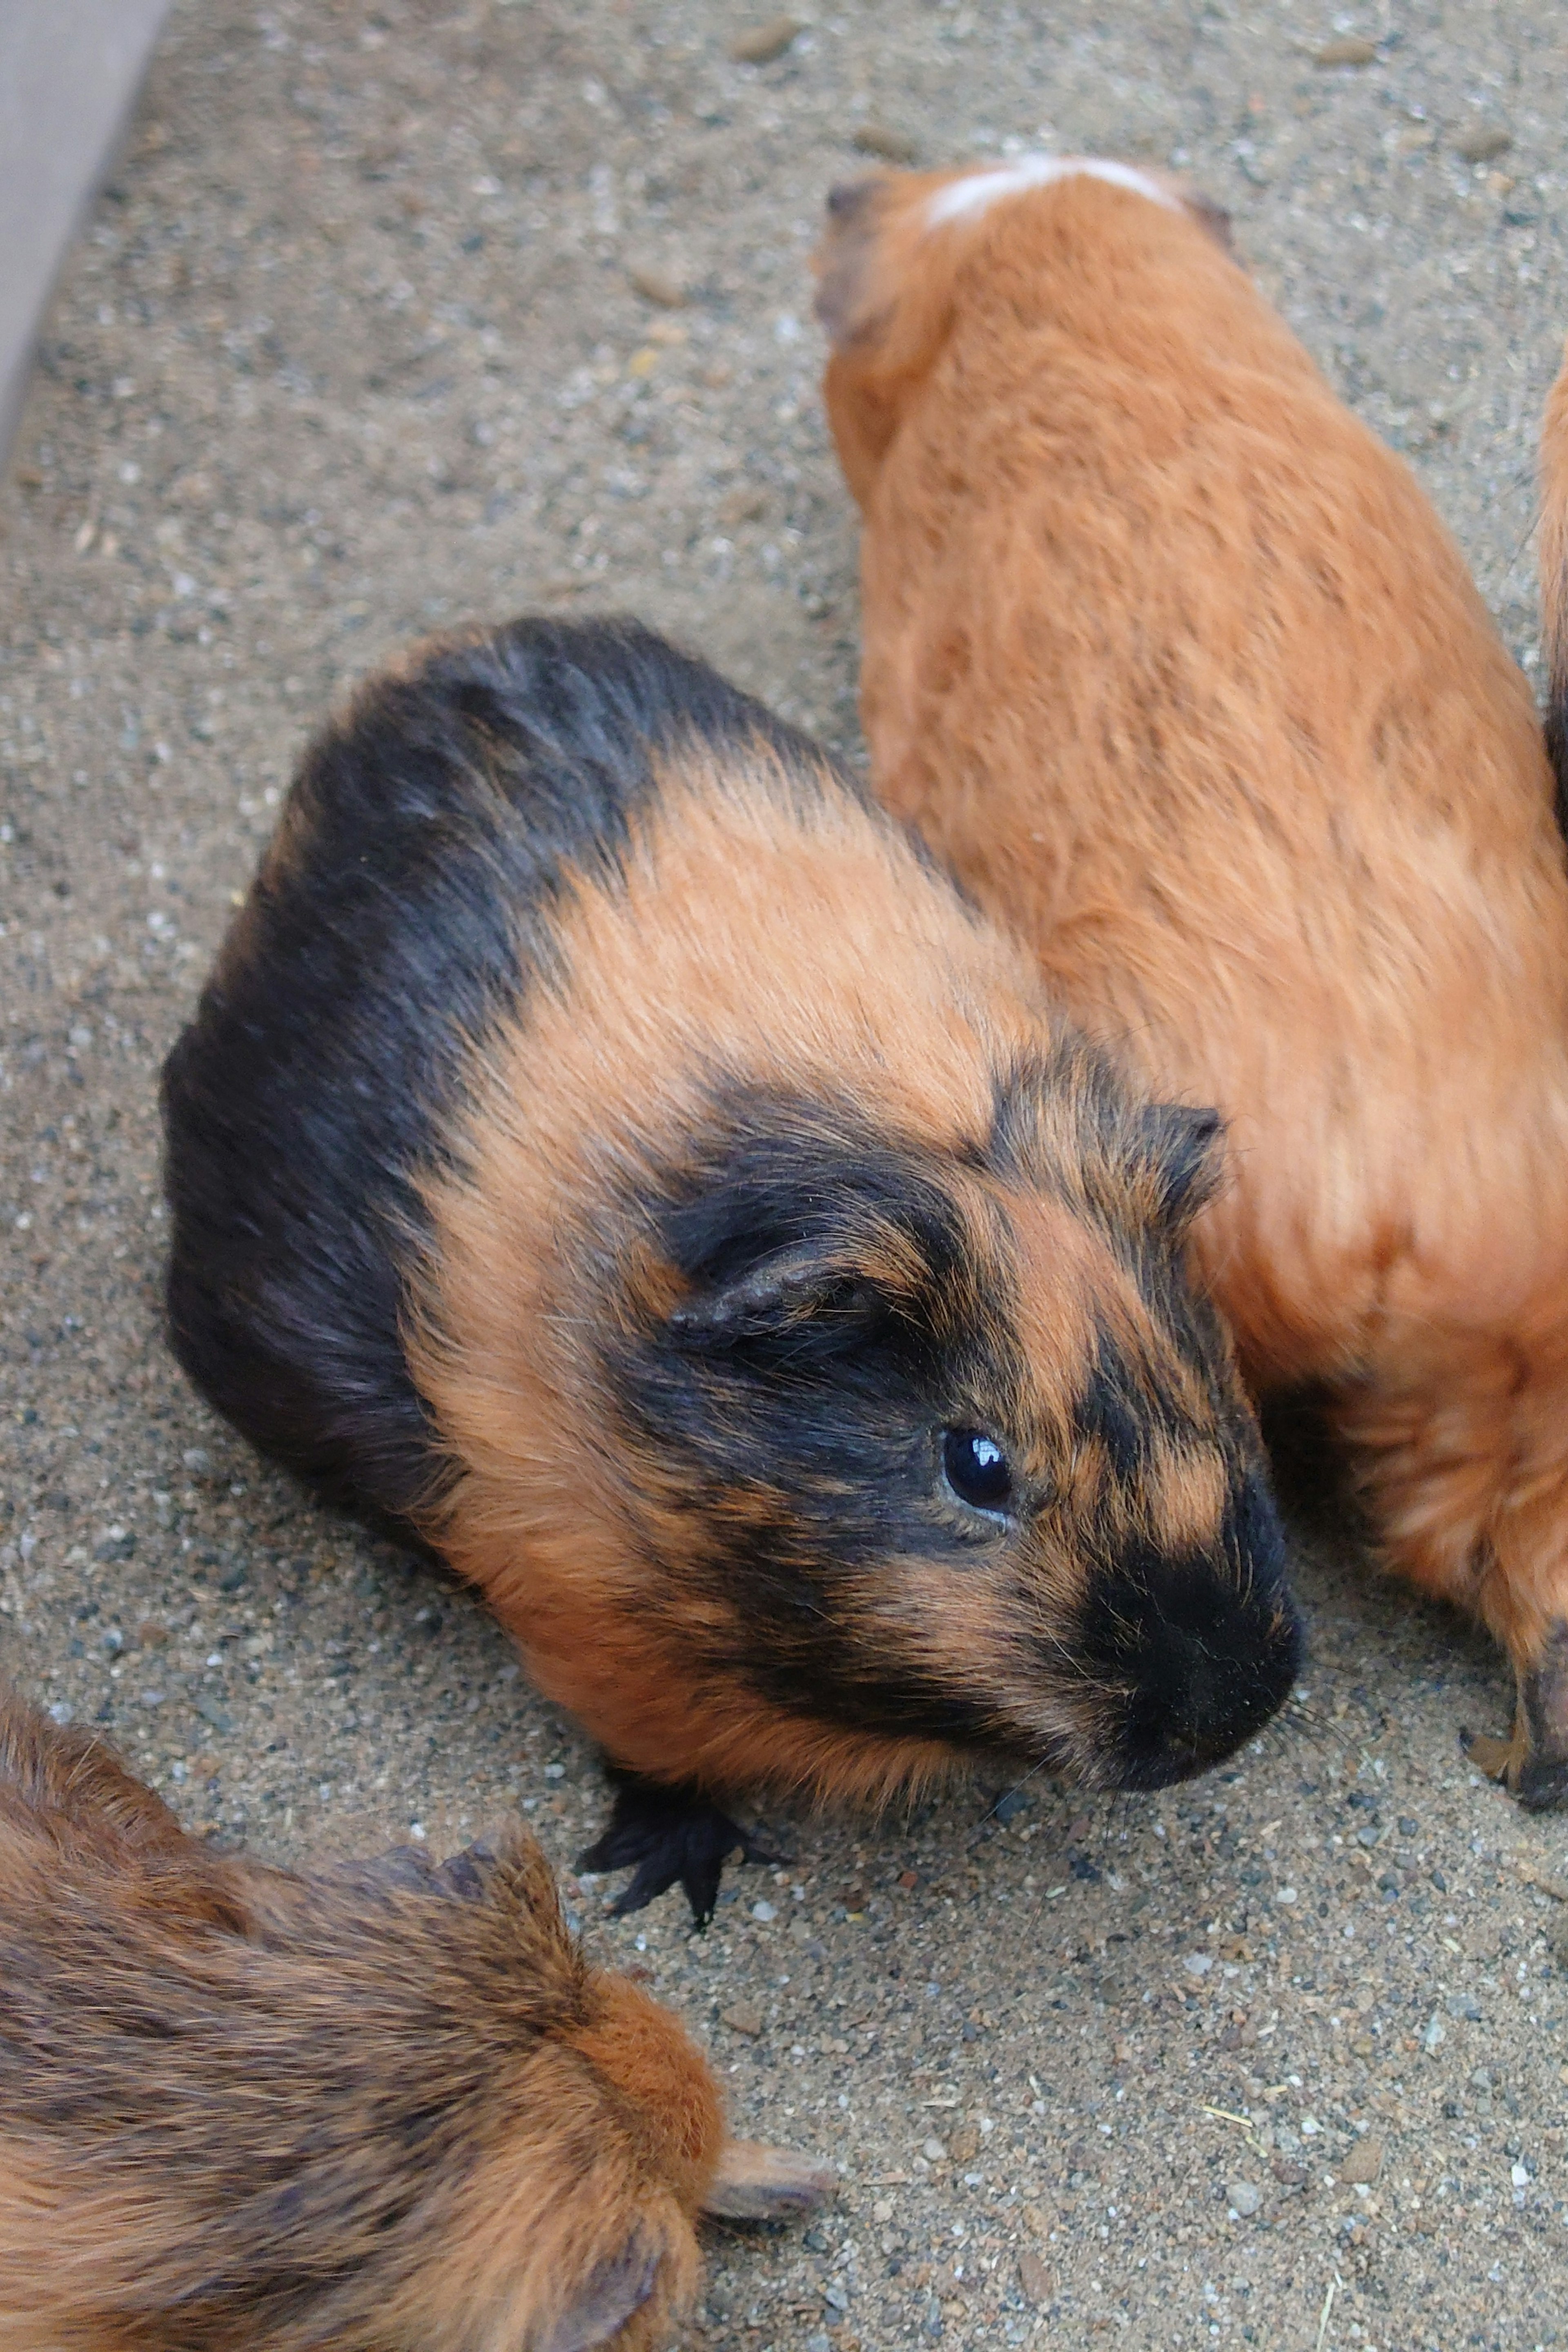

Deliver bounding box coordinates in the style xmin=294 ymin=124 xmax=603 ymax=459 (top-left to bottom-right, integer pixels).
xmin=1075 ymin=1472 xmax=1301 ymax=1788
xmin=607 ymin=1076 xmax=1296 ymax=1772
xmin=1548 ymin=701 xmax=1568 ymax=851
xmin=607 ymin=1092 xmax=1027 ymax=1745
xmin=161 ymin=619 xmax=844 ymax=1528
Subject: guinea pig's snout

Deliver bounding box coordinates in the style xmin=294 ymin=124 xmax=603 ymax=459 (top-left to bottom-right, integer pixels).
xmin=1085 ymin=1471 xmax=1302 ymax=1790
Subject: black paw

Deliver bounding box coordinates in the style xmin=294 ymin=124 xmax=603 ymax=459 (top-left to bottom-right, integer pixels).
xmin=577 ymin=1771 xmax=781 ymax=1927
xmin=1517 ymin=1752 xmax=1568 ymax=1811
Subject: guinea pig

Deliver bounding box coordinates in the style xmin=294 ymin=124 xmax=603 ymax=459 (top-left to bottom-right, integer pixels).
xmin=160 ymin=615 xmax=1300 ymax=1916
xmin=817 ymin=156 xmax=1568 ymax=1805
xmin=0 ymin=1684 xmax=829 ymax=2352
xmin=1544 ymin=334 xmax=1568 ymax=813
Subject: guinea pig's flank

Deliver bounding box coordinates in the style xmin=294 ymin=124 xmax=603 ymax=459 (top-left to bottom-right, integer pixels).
xmin=161 ymin=618 xmax=1300 ymax=1913
xmin=818 ymin=160 xmax=1568 ymax=1804
xmin=0 ymin=1686 xmax=829 ymax=2352
xmin=1544 ymin=334 xmax=1568 ymax=824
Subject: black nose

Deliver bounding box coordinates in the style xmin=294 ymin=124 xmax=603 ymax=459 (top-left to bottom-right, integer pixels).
xmin=1084 ymin=1476 xmax=1302 ymax=1789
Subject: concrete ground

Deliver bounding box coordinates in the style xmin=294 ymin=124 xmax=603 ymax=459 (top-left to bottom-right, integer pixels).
xmin=1 ymin=3 xmax=1565 ymax=2348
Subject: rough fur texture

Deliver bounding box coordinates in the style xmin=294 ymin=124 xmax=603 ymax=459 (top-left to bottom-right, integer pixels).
xmin=817 ymin=159 xmax=1568 ymax=1802
xmin=0 ymin=1686 xmax=829 ymax=2352
xmin=161 ymin=617 xmax=1299 ymax=1895
xmin=1543 ymin=334 xmax=1568 ymax=831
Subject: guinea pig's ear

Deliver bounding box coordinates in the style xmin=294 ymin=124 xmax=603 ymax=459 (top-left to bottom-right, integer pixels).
xmin=666 ymin=1245 xmax=857 ymax=1350
xmin=1141 ymin=1102 xmax=1225 ymax=1229
xmin=540 ymin=2231 xmax=662 ymax=2352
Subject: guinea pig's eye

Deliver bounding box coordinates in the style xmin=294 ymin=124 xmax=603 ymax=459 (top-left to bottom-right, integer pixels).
xmin=941 ymin=1428 xmax=1013 ymax=1514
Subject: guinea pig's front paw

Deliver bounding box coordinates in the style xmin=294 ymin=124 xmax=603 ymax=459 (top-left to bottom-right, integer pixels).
xmin=1465 ymin=1621 xmax=1568 ymax=1810
xmin=577 ymin=1770 xmax=781 ymax=1927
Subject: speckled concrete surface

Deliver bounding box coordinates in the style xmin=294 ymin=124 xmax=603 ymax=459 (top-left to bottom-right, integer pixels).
xmin=2 ymin=5 xmax=1566 ymax=2348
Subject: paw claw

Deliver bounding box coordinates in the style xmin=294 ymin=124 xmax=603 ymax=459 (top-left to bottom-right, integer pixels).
xmin=578 ymin=1774 xmax=776 ymax=1926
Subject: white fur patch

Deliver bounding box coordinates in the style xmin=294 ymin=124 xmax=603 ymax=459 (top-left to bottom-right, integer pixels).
xmin=925 ymin=154 xmax=1178 ymax=230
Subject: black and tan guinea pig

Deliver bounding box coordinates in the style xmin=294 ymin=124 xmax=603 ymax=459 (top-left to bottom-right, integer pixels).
xmin=0 ymin=1684 xmax=829 ymax=2352
xmin=160 ymin=615 xmax=1301 ymax=1917
xmin=817 ymin=158 xmax=1568 ymax=1804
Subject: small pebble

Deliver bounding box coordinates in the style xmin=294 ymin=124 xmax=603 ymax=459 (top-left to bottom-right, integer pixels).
xmin=1018 ymin=2250 xmax=1053 ymax=2304
xmin=721 ymin=2001 xmax=764 ymax=2036
xmin=1339 ymin=2136 xmax=1384 ymax=2185
xmin=626 ymin=262 xmax=687 ymax=309
xmin=752 ymin=1898 xmax=777 ymax=1921
xmin=1314 ymin=36 xmax=1377 ymax=65
xmin=852 ymin=122 xmax=920 ymax=164
xmin=922 ymin=2136 xmax=947 ymax=2163
xmin=1227 ymin=2179 xmax=1262 ymax=2217
xmin=1456 ymin=124 xmax=1512 ymax=163
xmin=728 ymin=16 xmax=801 ymax=65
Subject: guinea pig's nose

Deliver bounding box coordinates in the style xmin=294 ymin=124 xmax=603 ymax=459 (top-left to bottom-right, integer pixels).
xmin=1091 ymin=1480 xmax=1301 ymax=1789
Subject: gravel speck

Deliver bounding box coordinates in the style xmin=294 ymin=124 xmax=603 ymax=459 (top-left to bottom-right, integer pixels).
xmin=728 ymin=16 xmax=800 ymax=65
xmin=1018 ymin=2250 xmax=1052 ymax=2303
xmin=851 ymin=122 xmax=920 ymax=164
xmin=1456 ymin=122 xmax=1512 ymax=162
xmin=1314 ymin=36 xmax=1378 ymax=65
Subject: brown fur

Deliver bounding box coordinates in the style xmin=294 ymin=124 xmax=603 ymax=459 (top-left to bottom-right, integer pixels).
xmin=403 ymin=740 xmax=1278 ymax=1802
xmin=162 ymin=615 xmax=1299 ymax=1884
xmin=1544 ymin=334 xmax=1568 ymax=820
xmin=818 ymin=159 xmax=1568 ymax=1803
xmin=0 ymin=1689 xmax=829 ymax=2350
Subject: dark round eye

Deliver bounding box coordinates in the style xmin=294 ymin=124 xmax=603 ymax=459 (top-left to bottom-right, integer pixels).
xmin=942 ymin=1428 xmax=1013 ymax=1513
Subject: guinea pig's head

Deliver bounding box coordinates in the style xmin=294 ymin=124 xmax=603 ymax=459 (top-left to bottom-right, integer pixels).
xmin=814 ymin=154 xmax=1234 ymax=506
xmin=608 ymin=1038 xmax=1300 ymax=1801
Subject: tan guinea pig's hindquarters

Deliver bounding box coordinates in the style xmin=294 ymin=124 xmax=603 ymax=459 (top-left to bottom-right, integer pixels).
xmin=0 ymin=1686 xmax=831 ymax=2352
xmin=817 ymin=155 xmax=1568 ymax=1805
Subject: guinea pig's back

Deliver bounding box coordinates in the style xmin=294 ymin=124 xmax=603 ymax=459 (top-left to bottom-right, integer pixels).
xmin=161 ymin=618 xmax=829 ymax=1529
xmin=0 ymin=1742 xmax=712 ymax=2351
xmin=820 ymin=164 xmax=1568 ymax=1373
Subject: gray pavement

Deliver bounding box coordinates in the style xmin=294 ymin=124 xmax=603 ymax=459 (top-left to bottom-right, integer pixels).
xmin=1 ymin=4 xmax=1566 ymax=2348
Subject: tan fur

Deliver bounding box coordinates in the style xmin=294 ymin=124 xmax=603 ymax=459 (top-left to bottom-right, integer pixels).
xmin=403 ymin=744 xmax=1246 ymax=1802
xmin=0 ymin=1688 xmax=829 ymax=2350
xmin=818 ymin=160 xmax=1568 ymax=1799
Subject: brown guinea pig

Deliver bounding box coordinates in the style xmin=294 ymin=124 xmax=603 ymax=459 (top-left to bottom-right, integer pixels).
xmin=1544 ymin=334 xmax=1568 ymax=809
xmin=0 ymin=1685 xmax=828 ymax=2352
xmin=817 ymin=156 xmax=1568 ymax=1804
xmin=160 ymin=616 xmax=1300 ymax=1918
